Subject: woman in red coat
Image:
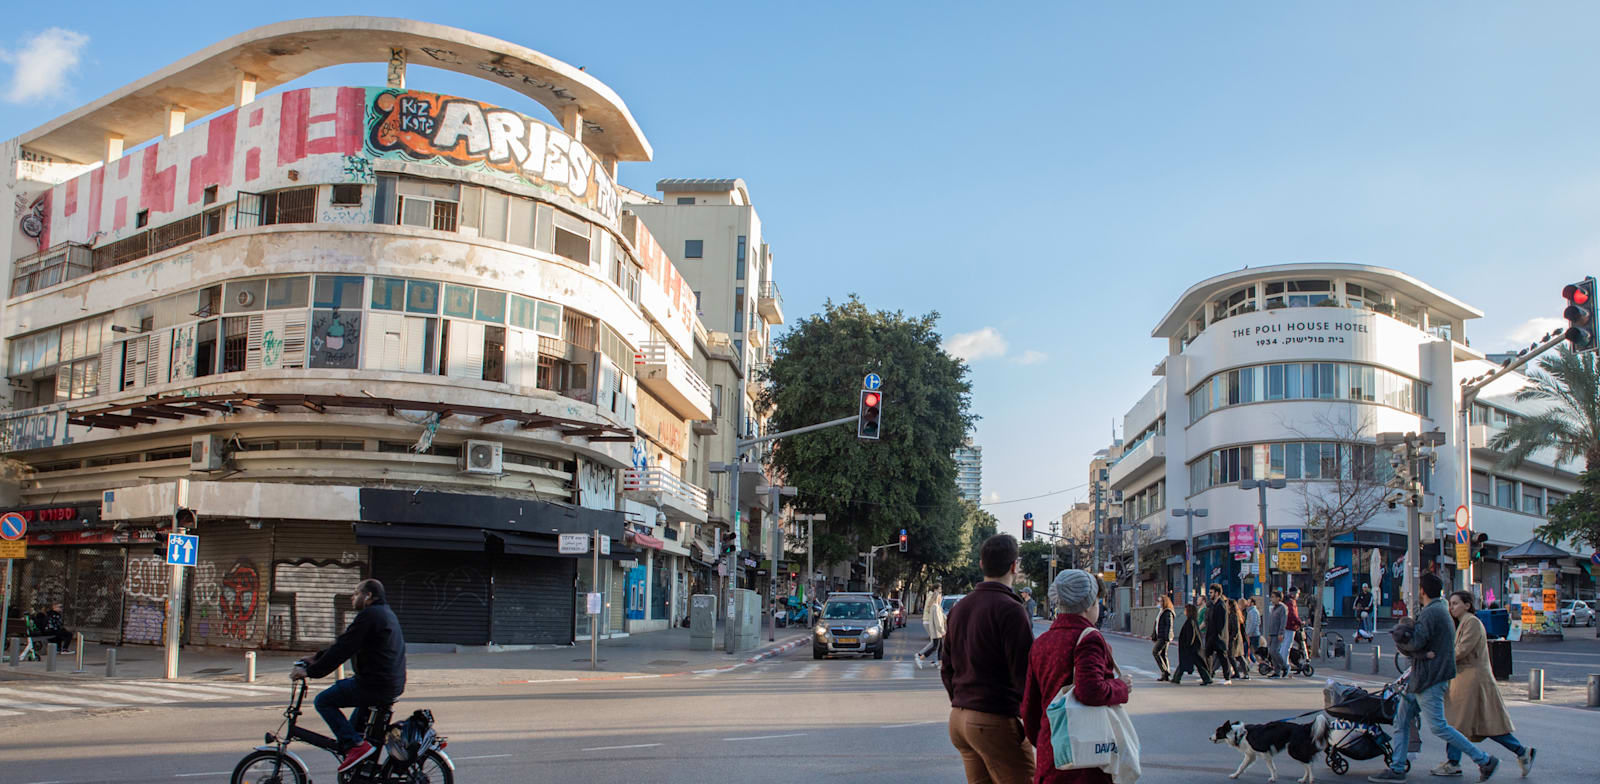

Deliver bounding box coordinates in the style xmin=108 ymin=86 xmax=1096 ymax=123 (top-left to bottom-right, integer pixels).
xmin=1021 ymin=569 xmax=1132 ymax=784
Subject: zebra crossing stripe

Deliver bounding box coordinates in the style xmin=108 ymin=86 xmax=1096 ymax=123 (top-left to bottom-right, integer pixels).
xmin=790 ymin=663 xmax=821 ymax=679
xmin=115 ymin=682 xmax=243 ymax=700
xmin=891 ymin=664 xmax=915 ymax=680
xmin=0 ymin=686 xmax=127 ymax=708
xmin=30 ymin=684 xmax=175 ymax=704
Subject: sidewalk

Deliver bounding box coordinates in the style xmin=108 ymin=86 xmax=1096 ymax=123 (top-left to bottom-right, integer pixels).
xmin=0 ymin=626 xmax=810 ymax=688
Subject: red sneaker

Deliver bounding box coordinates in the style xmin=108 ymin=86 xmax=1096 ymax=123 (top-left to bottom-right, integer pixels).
xmin=338 ymin=741 xmax=376 ymax=773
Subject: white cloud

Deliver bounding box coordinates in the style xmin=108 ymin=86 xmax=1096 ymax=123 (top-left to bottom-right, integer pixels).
xmin=1013 ymin=349 xmax=1048 ymax=365
xmin=944 ymin=327 xmax=1009 ymax=362
xmin=0 ymin=28 xmax=89 ymax=104
xmin=1506 ymin=317 xmax=1565 ymax=346
xmin=985 ymin=491 xmax=1001 ymax=503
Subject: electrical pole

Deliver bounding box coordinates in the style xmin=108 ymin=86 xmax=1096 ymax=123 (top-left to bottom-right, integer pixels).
xmin=1379 ymin=430 xmax=1445 ymax=615
xmin=764 ymin=482 xmax=797 ymax=642
xmin=795 ymin=513 xmax=825 ymax=612
xmin=1171 ymin=506 xmax=1208 ymax=603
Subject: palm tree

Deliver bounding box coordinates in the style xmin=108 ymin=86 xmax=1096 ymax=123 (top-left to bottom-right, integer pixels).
xmin=1486 ymin=347 xmax=1600 ymax=472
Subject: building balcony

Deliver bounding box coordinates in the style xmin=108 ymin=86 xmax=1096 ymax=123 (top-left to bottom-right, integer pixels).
xmin=1107 ymin=434 xmax=1164 ymax=490
xmin=623 ymin=466 xmax=709 ymax=524
xmin=758 ymin=281 xmax=784 ymax=324
xmin=693 ymin=407 xmax=720 ymax=435
xmin=634 ymin=341 xmax=714 ymax=420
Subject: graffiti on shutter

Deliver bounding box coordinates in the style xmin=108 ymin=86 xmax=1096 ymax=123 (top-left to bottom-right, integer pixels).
xmin=245 ymin=315 xmax=265 ymax=371
xmin=170 ymin=323 xmax=197 ymax=380
xmin=122 ymin=554 xmax=172 ymax=644
xmin=269 ymin=560 xmax=364 ymax=647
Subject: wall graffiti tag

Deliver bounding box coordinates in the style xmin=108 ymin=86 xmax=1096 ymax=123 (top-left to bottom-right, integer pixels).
xmin=19 ymin=192 xmax=49 ymax=251
xmin=365 ymin=88 xmax=619 ymax=223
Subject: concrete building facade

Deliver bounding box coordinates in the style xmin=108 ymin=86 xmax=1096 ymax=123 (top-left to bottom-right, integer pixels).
xmin=0 ymin=19 xmax=720 ymax=648
xmin=954 ymin=440 xmax=983 ymax=502
xmin=1104 ymin=264 xmax=1585 ymax=617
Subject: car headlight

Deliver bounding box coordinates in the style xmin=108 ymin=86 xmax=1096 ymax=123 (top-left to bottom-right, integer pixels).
xmin=814 ymin=624 xmax=828 ymax=637
xmin=865 ymin=625 xmax=881 ymax=638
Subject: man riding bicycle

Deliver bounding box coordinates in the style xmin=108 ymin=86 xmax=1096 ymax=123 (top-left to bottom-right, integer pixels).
xmin=291 ymin=578 xmax=407 ymax=773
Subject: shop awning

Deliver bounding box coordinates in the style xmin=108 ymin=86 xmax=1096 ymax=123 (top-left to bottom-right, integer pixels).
xmin=629 ymin=532 xmax=665 ymax=550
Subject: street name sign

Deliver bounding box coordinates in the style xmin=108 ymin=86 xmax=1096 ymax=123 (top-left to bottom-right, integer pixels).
xmin=559 ymin=533 xmax=589 ymax=554
xmin=166 ymin=533 xmax=199 ymax=567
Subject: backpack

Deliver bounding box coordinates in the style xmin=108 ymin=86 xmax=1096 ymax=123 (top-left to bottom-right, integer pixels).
xmin=385 ymin=709 xmax=435 ymax=763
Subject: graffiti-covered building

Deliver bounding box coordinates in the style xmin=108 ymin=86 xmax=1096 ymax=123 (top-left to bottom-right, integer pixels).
xmin=0 ymin=18 xmax=718 ymax=648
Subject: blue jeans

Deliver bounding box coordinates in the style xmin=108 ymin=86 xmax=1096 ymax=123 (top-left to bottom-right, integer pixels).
xmin=1448 ymin=734 xmax=1524 ymax=765
xmin=313 ymin=678 xmax=377 ymax=749
xmin=1390 ymin=682 xmax=1491 ymax=772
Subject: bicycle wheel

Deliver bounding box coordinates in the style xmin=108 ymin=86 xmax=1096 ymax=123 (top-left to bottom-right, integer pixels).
xmin=407 ymin=750 xmax=454 ymax=784
xmin=232 ymin=750 xmax=308 ymax=784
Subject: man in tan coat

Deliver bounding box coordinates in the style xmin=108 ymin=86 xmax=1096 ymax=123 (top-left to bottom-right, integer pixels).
xmin=1436 ymin=591 xmax=1535 ymax=778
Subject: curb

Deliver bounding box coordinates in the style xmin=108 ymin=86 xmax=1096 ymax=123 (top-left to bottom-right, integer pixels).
xmin=505 ymin=635 xmax=808 ymax=685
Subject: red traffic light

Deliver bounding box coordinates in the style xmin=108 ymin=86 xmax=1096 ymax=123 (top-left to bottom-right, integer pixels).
xmin=864 ymin=392 xmax=880 ymax=407
xmin=1566 ymin=283 xmax=1591 ymax=305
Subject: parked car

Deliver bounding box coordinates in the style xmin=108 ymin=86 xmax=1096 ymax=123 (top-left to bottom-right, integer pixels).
xmin=941 ymin=593 xmax=965 ymax=616
xmin=887 ymin=598 xmax=907 ymax=628
xmin=813 ymin=596 xmax=886 ymax=659
xmin=1559 ymin=599 xmax=1595 ymax=627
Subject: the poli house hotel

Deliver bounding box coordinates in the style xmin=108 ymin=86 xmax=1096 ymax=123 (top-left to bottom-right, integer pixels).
xmin=1105 ymin=264 xmax=1589 ymax=618
xmin=0 ymin=19 xmax=720 ymax=649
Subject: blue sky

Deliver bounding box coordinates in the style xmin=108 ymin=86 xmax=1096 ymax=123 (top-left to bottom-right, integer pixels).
xmin=1 ymin=3 xmax=1590 ymax=538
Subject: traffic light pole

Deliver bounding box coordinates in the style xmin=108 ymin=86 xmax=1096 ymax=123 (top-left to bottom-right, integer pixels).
xmin=1454 ymin=329 xmax=1567 ymax=593
xmin=720 ymin=414 xmax=858 ymax=653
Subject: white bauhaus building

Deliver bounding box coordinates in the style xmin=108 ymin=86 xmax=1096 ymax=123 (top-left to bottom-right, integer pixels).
xmin=1106 ymin=264 xmax=1587 ymax=619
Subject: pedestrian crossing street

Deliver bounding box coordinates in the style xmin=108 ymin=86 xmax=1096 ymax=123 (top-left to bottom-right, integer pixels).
xmin=0 ymin=679 xmax=287 ymax=716
xmin=703 ymin=660 xmax=928 ymax=682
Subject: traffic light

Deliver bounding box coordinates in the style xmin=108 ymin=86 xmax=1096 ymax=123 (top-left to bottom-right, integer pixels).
xmin=152 ymin=531 xmax=170 ymax=558
xmin=898 ymin=528 xmax=909 ymax=552
xmin=173 ymin=507 xmax=196 ymax=531
xmin=857 ymin=390 xmax=882 ymax=440
xmin=1562 ymin=277 xmax=1598 ymax=352
xmin=1471 ymin=532 xmax=1489 ymax=561
xmin=721 ymin=530 xmax=737 ymax=556
xmin=1022 ymin=513 xmax=1035 ymax=541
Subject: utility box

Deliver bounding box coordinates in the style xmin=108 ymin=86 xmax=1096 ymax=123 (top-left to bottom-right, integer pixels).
xmin=689 ymin=594 xmax=717 ymax=651
xmin=729 ymin=589 xmax=761 ymax=651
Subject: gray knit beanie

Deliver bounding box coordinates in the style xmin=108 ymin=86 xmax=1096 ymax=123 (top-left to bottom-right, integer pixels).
xmin=1050 ymin=569 xmax=1099 ymax=614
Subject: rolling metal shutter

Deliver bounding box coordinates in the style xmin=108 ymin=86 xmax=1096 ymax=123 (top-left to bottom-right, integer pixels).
xmin=268 ymin=521 xmax=366 ymax=650
xmin=188 ymin=520 xmax=273 ymax=648
xmin=375 ymin=548 xmax=491 ymax=645
xmin=70 ymin=548 xmax=127 ymax=643
xmin=490 ymin=555 xmax=575 ymax=645
xmin=122 ymin=551 xmax=172 ymax=645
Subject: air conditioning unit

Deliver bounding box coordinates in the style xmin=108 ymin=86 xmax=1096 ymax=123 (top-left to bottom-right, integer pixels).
xmin=460 ymin=439 xmax=503 ymax=475
xmin=190 ymin=435 xmax=226 ymax=471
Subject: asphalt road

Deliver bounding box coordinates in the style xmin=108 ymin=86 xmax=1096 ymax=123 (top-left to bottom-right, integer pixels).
xmin=1 ymin=620 xmax=1595 ymax=784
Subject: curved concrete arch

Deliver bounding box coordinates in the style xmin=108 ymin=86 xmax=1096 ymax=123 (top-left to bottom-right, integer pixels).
xmin=19 ymin=16 xmax=651 ymax=165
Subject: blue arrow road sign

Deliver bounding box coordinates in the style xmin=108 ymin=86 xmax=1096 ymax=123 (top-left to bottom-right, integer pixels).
xmin=863 ymin=373 xmax=882 ymax=391
xmin=167 ymin=533 xmax=199 ymax=567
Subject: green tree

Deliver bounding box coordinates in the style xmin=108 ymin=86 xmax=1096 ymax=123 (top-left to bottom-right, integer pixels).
xmin=948 ymin=501 xmax=999 ymax=592
xmin=763 ymin=296 xmax=975 ymax=583
xmin=1019 ymin=540 xmax=1055 ymax=591
xmin=1486 ymin=347 xmax=1600 ymax=549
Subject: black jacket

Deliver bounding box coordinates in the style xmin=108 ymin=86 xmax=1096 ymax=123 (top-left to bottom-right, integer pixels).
xmin=1154 ymin=608 xmax=1174 ymax=642
xmin=307 ymin=599 xmax=407 ymax=699
xmin=1204 ymin=599 xmax=1227 ymax=648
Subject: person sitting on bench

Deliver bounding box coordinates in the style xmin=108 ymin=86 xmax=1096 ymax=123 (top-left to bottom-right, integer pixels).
xmin=33 ymin=603 xmax=72 ymax=653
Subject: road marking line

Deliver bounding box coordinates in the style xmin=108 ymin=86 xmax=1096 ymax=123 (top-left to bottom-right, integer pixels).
xmin=881 ymin=720 xmax=939 ymax=729
xmin=841 ymin=663 xmax=865 ymax=680
xmin=0 ymin=688 xmax=125 ymax=708
xmin=29 ymin=685 xmax=171 ymax=704
xmin=0 ymin=708 xmax=20 ymax=716
xmin=455 ymin=754 xmax=513 ymax=760
xmin=891 ymin=663 xmax=915 ymax=680
xmin=111 ymin=683 xmax=236 ymax=701
xmin=724 ymin=732 xmax=807 ymax=741
xmin=790 ymin=663 xmax=821 ymax=679
xmin=174 ymin=772 xmax=232 ymax=778
xmin=582 ymin=743 xmax=662 ymax=751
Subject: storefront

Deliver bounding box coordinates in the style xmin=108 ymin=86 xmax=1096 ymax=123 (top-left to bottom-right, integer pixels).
xmin=4 ymin=503 xmax=124 ymax=644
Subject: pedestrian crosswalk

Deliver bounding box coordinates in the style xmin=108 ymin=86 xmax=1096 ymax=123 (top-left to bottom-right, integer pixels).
xmin=707 ymin=660 xmax=927 ymax=683
xmin=0 ymin=679 xmax=288 ymax=716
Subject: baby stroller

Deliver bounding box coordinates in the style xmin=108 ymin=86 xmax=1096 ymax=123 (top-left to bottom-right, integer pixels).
xmin=1320 ymin=668 xmax=1412 ymax=776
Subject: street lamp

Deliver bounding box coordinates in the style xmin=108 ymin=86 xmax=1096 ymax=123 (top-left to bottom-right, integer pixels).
xmin=1239 ymin=478 xmax=1287 ymax=597
xmin=1170 ymin=506 xmax=1208 ymax=603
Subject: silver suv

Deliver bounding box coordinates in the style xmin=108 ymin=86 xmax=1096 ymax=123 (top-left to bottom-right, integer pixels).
xmin=813 ymin=596 xmax=886 ymax=659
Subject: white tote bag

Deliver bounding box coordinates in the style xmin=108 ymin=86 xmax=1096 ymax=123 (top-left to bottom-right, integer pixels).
xmin=1045 ymin=627 xmax=1142 ymax=783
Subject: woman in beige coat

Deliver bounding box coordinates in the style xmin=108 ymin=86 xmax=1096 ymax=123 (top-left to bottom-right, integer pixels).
xmin=914 ymin=588 xmax=946 ymax=670
xmin=1434 ymin=591 xmax=1535 ymax=778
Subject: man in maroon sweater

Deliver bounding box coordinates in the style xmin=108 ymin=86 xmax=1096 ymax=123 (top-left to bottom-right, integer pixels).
xmin=942 ymin=534 xmax=1036 ymax=783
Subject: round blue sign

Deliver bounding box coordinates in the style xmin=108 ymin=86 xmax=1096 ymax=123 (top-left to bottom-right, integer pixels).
xmin=0 ymin=512 xmax=25 ymax=541
xmin=862 ymin=373 xmax=882 ymax=390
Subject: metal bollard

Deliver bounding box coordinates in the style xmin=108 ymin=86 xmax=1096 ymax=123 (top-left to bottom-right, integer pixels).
xmin=72 ymin=633 xmax=85 ymax=673
xmin=1371 ymin=645 xmax=1381 ymax=674
xmin=1345 ymin=641 xmax=1354 ymax=671
xmin=336 ymin=663 xmax=346 ymax=680
xmin=6 ymin=637 xmax=16 ymax=667
xmin=245 ymin=651 xmax=257 ymax=683
xmin=1588 ymin=674 xmax=1599 ymax=708
xmin=46 ymin=643 xmax=57 ymax=671
xmin=105 ymin=648 xmax=117 ymax=677
xmin=1528 ymin=668 xmax=1544 ymax=701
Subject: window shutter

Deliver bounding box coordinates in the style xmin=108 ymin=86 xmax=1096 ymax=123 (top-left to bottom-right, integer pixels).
xmin=244 ymin=315 xmax=265 ymax=371
xmin=281 ymin=312 xmax=308 ymax=368
xmin=55 ymin=365 xmax=72 ymax=399
xmin=444 ymin=320 xmax=475 ymax=380
xmin=122 ymin=337 xmax=147 ymax=390
xmin=99 ymin=341 xmax=121 ymax=394
xmin=147 ymin=328 xmax=171 ymax=386
xmin=465 ymin=322 xmax=486 ymax=380
xmin=403 ymin=317 xmax=428 ymax=374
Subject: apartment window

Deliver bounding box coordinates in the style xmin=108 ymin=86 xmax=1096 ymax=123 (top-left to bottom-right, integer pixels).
xmin=256 ymin=187 xmax=316 ymax=225
xmin=313 ymin=276 xmax=364 ymax=310
xmin=694 ymin=291 xmax=702 ymax=310
xmin=396 ymin=179 xmax=460 ymax=231
xmin=676 ymin=197 xmax=695 ymax=205
xmin=483 ymin=326 xmax=506 ymax=383
xmin=330 ymin=184 xmax=363 ymax=206
xmin=737 ymin=235 xmax=747 ymax=263
xmin=1520 ymin=484 xmax=1544 ymax=516
xmin=135 ymin=210 xmax=150 ymax=229
xmin=1471 ymin=472 xmax=1490 ymax=505
xmin=194 ymin=319 xmax=218 ymax=377
xmin=1264 ymin=279 xmax=1332 ymax=309
xmin=1494 ymin=477 xmax=1516 ymax=510
xmin=552 ymin=211 xmax=592 ymax=264
xmin=1208 ymin=285 xmax=1256 ymax=323
xmin=684 ymin=240 xmax=704 ymax=259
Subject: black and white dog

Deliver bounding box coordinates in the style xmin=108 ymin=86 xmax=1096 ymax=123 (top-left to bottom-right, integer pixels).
xmin=1210 ymin=714 xmax=1330 ymax=783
